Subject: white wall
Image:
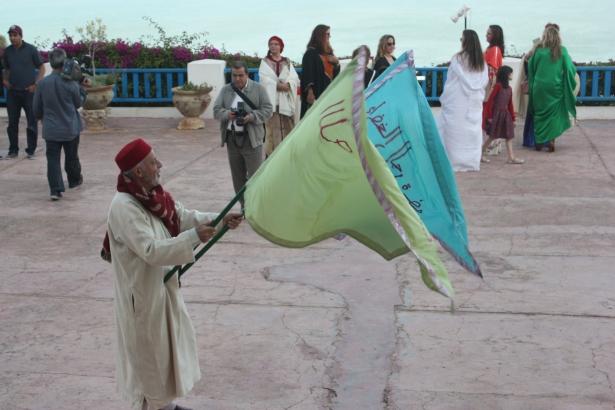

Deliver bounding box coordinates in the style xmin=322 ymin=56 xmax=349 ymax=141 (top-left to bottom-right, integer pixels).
xmin=187 ymin=59 xmax=226 ymax=119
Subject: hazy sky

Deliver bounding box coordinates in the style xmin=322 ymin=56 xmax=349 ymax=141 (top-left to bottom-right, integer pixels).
xmin=4 ymin=0 xmax=614 ymax=65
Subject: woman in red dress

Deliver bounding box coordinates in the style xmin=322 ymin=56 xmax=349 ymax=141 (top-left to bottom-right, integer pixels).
xmin=482 ymin=25 xmax=505 ymax=150
xmin=484 ymin=25 xmax=504 ymax=89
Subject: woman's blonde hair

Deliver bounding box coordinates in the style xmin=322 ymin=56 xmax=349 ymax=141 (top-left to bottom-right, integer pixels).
xmin=541 ymin=26 xmax=562 ymax=61
xmin=375 ymin=34 xmax=395 ymax=61
xmin=0 ymin=34 xmax=7 ymax=49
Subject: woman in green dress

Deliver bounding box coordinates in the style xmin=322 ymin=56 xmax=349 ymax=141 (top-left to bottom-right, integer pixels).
xmin=528 ymin=25 xmax=577 ymax=152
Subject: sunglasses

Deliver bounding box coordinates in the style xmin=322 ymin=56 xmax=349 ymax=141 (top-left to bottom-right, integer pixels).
xmin=387 ymin=42 xmax=395 ymax=46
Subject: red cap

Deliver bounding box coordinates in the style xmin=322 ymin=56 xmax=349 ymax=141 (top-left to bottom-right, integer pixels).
xmin=115 ymin=138 xmax=152 ymax=171
xmin=8 ymin=25 xmax=22 ymax=36
xmin=268 ymin=36 xmax=285 ymax=52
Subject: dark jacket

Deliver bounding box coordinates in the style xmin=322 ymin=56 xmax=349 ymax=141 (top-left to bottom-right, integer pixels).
xmin=300 ymin=47 xmax=339 ymax=118
xmin=373 ymin=56 xmax=396 ymax=80
xmin=33 ymin=72 xmax=84 ymax=141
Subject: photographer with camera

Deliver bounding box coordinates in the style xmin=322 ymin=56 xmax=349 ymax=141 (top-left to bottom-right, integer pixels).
xmin=214 ymin=60 xmax=272 ymax=208
xmin=33 ymin=48 xmax=85 ymax=201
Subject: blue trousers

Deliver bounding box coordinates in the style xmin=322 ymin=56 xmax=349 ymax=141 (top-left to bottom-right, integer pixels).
xmin=45 ymin=136 xmax=82 ymax=195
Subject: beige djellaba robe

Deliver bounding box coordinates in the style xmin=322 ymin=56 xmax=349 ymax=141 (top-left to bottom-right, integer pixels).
xmin=258 ymin=58 xmax=299 ymax=156
xmin=107 ymin=192 xmax=218 ymax=410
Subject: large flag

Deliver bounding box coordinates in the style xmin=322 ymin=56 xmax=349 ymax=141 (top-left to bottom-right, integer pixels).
xmin=365 ymin=51 xmax=481 ymax=276
xmin=244 ymin=48 xmax=453 ymax=298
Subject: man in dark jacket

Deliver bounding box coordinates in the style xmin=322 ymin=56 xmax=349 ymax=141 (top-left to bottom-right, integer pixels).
xmin=33 ymin=48 xmax=84 ymax=200
xmin=2 ymin=25 xmax=45 ymax=159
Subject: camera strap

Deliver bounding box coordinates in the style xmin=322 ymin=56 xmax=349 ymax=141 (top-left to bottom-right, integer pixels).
xmin=230 ymin=82 xmax=268 ymax=143
xmin=231 ymin=83 xmax=258 ymax=110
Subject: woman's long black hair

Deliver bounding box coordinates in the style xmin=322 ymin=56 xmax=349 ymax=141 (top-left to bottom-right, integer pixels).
xmin=307 ymin=24 xmax=332 ymax=54
xmin=489 ymin=24 xmax=505 ymax=55
xmin=496 ymin=65 xmax=513 ymax=88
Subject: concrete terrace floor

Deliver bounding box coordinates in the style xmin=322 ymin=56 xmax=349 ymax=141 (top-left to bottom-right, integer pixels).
xmin=0 ymin=116 xmax=614 ymax=410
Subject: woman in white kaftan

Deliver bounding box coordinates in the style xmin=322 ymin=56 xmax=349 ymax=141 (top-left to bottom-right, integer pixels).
xmin=258 ymin=35 xmax=299 ymax=156
xmin=108 ymin=193 xmax=218 ymax=410
xmin=438 ymin=30 xmax=489 ymax=172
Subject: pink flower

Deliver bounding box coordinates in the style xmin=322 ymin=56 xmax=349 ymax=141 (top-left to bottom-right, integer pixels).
xmin=172 ymin=46 xmax=193 ymax=63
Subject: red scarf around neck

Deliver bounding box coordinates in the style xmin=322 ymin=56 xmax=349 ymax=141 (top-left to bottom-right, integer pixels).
xmin=101 ymin=173 xmax=180 ymax=262
xmin=266 ymin=55 xmax=286 ymax=76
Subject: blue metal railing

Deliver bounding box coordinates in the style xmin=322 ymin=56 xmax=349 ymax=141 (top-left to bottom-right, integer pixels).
xmin=1 ymin=65 xmax=613 ymax=104
xmin=576 ymin=66 xmax=615 ymax=102
xmin=96 ymin=68 xmax=187 ymax=103
xmin=416 ymin=67 xmax=448 ymax=102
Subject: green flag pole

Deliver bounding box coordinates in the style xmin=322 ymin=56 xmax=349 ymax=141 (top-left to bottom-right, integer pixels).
xmin=163 ymin=186 xmax=245 ymax=284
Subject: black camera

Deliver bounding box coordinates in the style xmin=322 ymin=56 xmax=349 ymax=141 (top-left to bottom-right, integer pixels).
xmin=61 ymin=59 xmax=83 ymax=82
xmin=231 ymin=101 xmax=248 ymax=126
xmin=60 ymin=55 xmax=93 ymax=83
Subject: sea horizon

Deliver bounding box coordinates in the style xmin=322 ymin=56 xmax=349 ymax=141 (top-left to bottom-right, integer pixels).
xmin=4 ymin=0 xmax=614 ymax=66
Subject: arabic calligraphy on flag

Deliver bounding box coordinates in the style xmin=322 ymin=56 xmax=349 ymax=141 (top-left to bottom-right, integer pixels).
xmin=244 ymin=48 xmax=455 ymax=298
xmin=365 ymin=51 xmax=481 ymax=276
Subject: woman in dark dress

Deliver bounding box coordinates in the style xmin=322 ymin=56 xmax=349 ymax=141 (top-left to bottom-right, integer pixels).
xmin=300 ymin=24 xmax=340 ymax=118
xmin=373 ymin=34 xmax=396 ymax=80
xmin=482 ymin=65 xmax=524 ymax=164
xmin=352 ymin=45 xmax=374 ymax=88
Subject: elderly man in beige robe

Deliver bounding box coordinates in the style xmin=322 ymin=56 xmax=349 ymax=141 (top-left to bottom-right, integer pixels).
xmin=102 ymin=138 xmax=242 ymax=410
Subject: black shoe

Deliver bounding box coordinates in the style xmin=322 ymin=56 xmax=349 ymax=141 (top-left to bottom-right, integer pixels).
xmin=6 ymin=152 xmax=18 ymax=159
xmin=547 ymin=140 xmax=555 ymax=152
xmin=69 ymin=175 xmax=83 ymax=189
xmin=50 ymin=192 xmax=63 ymax=201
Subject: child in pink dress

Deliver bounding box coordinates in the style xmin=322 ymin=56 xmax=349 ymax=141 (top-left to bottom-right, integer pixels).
xmin=482 ymin=65 xmax=524 ymax=164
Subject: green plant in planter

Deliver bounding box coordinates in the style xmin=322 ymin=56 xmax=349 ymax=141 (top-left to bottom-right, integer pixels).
xmin=76 ymin=18 xmax=107 ymax=79
xmin=87 ymin=72 xmax=117 ymax=87
xmin=178 ymin=81 xmax=212 ymax=92
xmin=172 ymin=81 xmax=213 ymax=129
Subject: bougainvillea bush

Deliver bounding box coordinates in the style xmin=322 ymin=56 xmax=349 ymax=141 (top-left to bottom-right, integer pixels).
xmin=45 ymin=17 xmax=222 ymax=69
xmin=48 ymin=36 xmax=222 ymax=69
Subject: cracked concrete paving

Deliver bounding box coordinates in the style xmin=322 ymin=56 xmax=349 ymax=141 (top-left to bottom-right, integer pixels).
xmin=385 ymin=120 xmax=615 ymax=410
xmin=1 ymin=117 xmax=615 ymax=409
xmin=267 ymin=251 xmax=402 ymax=410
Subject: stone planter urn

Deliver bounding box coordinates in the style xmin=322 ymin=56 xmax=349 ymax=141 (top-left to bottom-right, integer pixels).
xmin=82 ymin=84 xmax=115 ymax=131
xmin=172 ymin=85 xmax=213 ymax=130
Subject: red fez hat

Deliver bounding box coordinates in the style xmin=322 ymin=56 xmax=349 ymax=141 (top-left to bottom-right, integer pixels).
xmin=8 ymin=25 xmax=23 ymax=36
xmin=115 ymin=138 xmax=152 ymax=171
xmin=268 ymin=36 xmax=285 ymax=52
